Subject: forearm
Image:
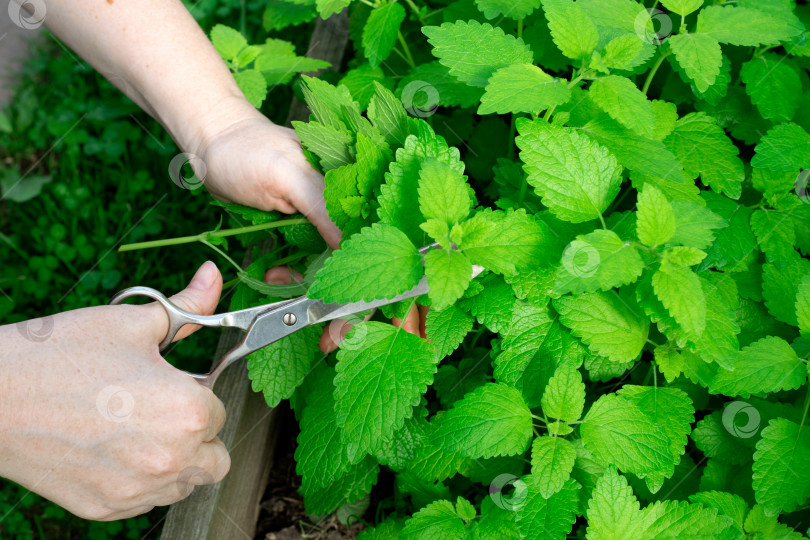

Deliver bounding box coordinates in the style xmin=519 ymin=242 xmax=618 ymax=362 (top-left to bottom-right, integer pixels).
xmin=36 ymin=0 xmax=260 ymax=152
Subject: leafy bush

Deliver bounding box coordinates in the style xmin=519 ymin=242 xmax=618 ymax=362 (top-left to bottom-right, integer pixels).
xmin=233 ymin=0 xmax=810 ymax=537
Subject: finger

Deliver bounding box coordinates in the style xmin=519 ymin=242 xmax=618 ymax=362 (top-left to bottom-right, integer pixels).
xmin=320 ymin=318 xmax=351 ymax=354
xmin=193 ymin=438 xmax=231 ymax=484
xmin=146 ymin=262 xmax=223 ymax=343
xmin=200 ymin=389 xmax=227 ymax=443
xmin=264 ymin=266 xmax=304 ymax=285
xmin=289 ymin=170 xmax=343 ymax=249
xmin=392 ymin=305 xmax=421 ymax=336
xmin=418 ymin=305 xmax=429 ymax=339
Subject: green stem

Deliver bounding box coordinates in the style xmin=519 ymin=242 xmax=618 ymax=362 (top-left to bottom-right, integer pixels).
xmin=799 ymin=385 xmax=810 ymax=437
xmin=642 ymin=53 xmax=670 ymax=95
xmin=597 ymin=212 xmax=607 ymax=230
xmin=398 ymin=30 xmax=416 ymax=68
xmin=201 ymin=240 xmax=243 ymax=273
xmin=508 ymin=114 xmax=517 ymax=160
xmin=118 ymin=218 xmax=307 ymax=252
xmin=517 ymin=18 xmax=524 ymax=39
xmin=402 ymin=0 xmax=422 ymax=19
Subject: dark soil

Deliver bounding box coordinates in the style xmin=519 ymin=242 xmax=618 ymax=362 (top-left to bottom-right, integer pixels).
xmin=254 ymin=407 xmax=366 ymax=540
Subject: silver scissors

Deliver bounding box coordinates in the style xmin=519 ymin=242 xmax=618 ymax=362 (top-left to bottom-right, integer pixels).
xmin=110 ymin=247 xmax=484 ymax=389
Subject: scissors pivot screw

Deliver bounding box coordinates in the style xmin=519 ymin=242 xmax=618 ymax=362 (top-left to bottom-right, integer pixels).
xmin=282 ymin=313 xmax=298 ymax=326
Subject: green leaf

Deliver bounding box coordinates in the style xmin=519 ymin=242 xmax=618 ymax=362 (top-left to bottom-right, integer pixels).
xmin=255 ymin=39 xmax=331 ymax=86
xmin=601 ymin=33 xmax=654 ymax=72
xmin=641 ymin=499 xmax=735 ymax=538
xmin=517 ymin=119 xmax=622 ymax=224
xmin=424 ymin=304 xmax=474 ymax=359
xmin=292 ymin=120 xmax=354 ymax=171
xmin=317 ymin=0 xmax=351 ymax=19
xmin=515 ymin=476 xmax=580 ymax=538
xmin=479 ymin=64 xmax=571 ymax=115
xmin=660 ymin=0 xmax=702 ymax=17
xmin=338 ymin=64 xmax=386 ymax=110
xmin=474 ymin=0 xmax=542 ymax=20
xmin=479 ymin=496 xmax=521 ymax=539
xmin=398 ymin=61 xmax=484 ymax=109
xmin=753 ymin=418 xmax=810 ymax=515
xmin=424 ymin=249 xmax=472 ymax=310
xmin=741 ymin=55 xmax=801 ymax=123
xmin=247 ymin=326 xmax=321 ymax=408
xmin=545 ymin=0 xmax=599 ymax=61
xmin=554 ymin=291 xmax=649 ymax=363
xmin=586 ymin=466 xmax=646 ymax=539
xmin=763 ymin=252 xmax=810 ymax=326
xmin=652 ymin=263 xmax=706 ymax=340
xmin=362 ymin=2 xmax=406 ymax=68
xmin=541 ymin=364 xmax=585 ymax=423
xmin=422 ymin=20 xmax=534 ymax=88
xmin=431 ymin=383 xmax=533 ymax=459
xmin=752 ymin=122 xmax=810 ymax=171
xmin=458 ymin=273 xmax=517 ymax=334
xmin=531 ymin=437 xmax=577 ymax=498
xmin=689 ymin=491 xmax=748 ymax=531
xmin=589 ymin=75 xmax=656 ymax=139
xmin=744 ymin=504 xmax=804 ymax=539
xmin=335 ymin=322 xmax=437 ymax=461
xmin=636 ymin=185 xmax=676 ymax=246
xmin=459 ymin=208 xmax=554 ymax=276
xmin=699 ymin=193 xmax=757 ymax=272
xmin=663 ymin=113 xmax=745 ymax=199
xmin=697 ymin=5 xmax=804 ymax=47
xmin=233 ymin=69 xmax=268 ymax=108
xmin=555 ymin=229 xmax=644 ymax=295
xmin=798 ymin=276 xmax=810 ymax=337
xmin=368 ymin=82 xmax=411 ymax=148
xmin=667 ymin=33 xmax=722 ymax=93
xmin=670 ymin=200 xmax=728 ymax=250
xmin=418 ymin=158 xmax=472 ymax=226
xmin=308 ymin=223 xmax=422 ymax=303
xmin=581 ymin=395 xmax=672 ymax=479
xmin=401 ymin=499 xmax=467 ymax=539
xmin=710 ymin=336 xmax=806 ymax=397
xmin=210 ymin=24 xmax=247 ymax=61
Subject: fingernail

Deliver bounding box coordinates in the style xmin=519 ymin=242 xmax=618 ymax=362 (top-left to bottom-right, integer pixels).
xmin=190 ymin=261 xmax=217 ymax=290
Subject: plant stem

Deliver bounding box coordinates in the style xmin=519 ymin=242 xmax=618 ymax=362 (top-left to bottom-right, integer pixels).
xmin=402 ymin=0 xmax=423 ymax=19
xmin=201 ymin=240 xmax=243 ymax=273
xmin=517 ymin=18 xmax=524 ymax=39
xmin=398 ymin=31 xmax=416 ymax=68
xmin=508 ymin=114 xmax=517 ymax=160
xmin=118 ymin=218 xmax=307 ymax=252
xmin=642 ymin=53 xmax=670 ymax=95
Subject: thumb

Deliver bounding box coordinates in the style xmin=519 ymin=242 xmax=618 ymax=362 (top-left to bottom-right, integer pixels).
xmin=166 ymin=261 xmax=223 ymax=342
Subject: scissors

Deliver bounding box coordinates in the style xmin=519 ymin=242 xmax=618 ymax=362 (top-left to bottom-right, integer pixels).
xmin=110 ymin=246 xmax=484 ymax=389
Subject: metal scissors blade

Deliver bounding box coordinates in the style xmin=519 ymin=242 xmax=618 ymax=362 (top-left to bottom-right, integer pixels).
xmin=110 ymin=249 xmax=484 ymax=389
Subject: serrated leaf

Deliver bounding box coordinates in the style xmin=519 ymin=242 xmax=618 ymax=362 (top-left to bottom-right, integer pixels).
xmin=589 ymin=75 xmax=656 ymax=139
xmin=663 ymin=112 xmax=745 ymax=199
xmin=798 ymin=276 xmax=810 ymax=337
xmin=555 ymin=229 xmax=645 ymax=295
xmin=247 ymin=326 xmax=321 ymax=408
xmin=601 ymin=33 xmax=654 ymax=71
xmin=660 ymin=0 xmax=702 ymax=16
xmin=671 ymin=199 xmax=728 ymax=250
xmin=637 ymin=184 xmax=676 ymax=246
xmin=541 ymin=364 xmax=585 ymax=423
xmin=368 ymin=82 xmax=411 ymax=148
xmin=689 ymin=491 xmax=748 ymax=531
xmin=586 ymin=466 xmax=646 ymax=539
xmin=762 ymin=251 xmax=810 ymax=326
xmin=335 ymin=322 xmax=437 ymax=461
xmin=398 ymin=61 xmax=484 ymax=109
xmin=531 ymin=437 xmax=577 ymax=498
xmin=475 ymin=0 xmax=542 ymax=20
xmin=479 ymin=63 xmax=570 ymax=115
xmin=425 ymin=304 xmax=474 ymax=359
xmin=697 ymin=5 xmax=804 ymax=47
xmin=752 ymin=122 xmax=810 ymax=171
xmin=309 ymin=223 xmax=422 ymax=303
xmin=424 ymin=249 xmax=472 ymax=311
xmin=554 ymin=291 xmax=649 ymax=363
xmin=317 ymin=0 xmax=351 ymax=18
xmin=210 ymin=25 xmax=247 ymax=61
xmin=338 ymin=64 xmax=386 ymax=110
xmin=668 ymin=33 xmax=722 ymax=93
xmin=362 ymin=2 xmax=406 ymax=68
xmin=418 ymin=158 xmax=471 ymax=226
xmin=422 ymin=21 xmax=534 ymax=88
xmin=233 ymin=69 xmax=268 ymax=108
xmin=545 ymin=0 xmax=599 ymax=61
xmin=263 ymin=0 xmax=317 ymax=32
xmin=653 ymin=263 xmax=706 ymax=339
xmin=517 ymin=119 xmax=622 ymax=224
xmin=753 ymin=418 xmax=810 ymax=515
xmin=431 ymin=383 xmax=533 ymax=459
xmin=515 ymin=476 xmax=580 ymax=538
xmin=741 ymin=55 xmax=801 ymax=123
xmin=401 ymin=499 xmax=467 ymax=539
xmin=293 ymin=120 xmax=354 ymax=171
xmin=710 ymin=336 xmax=806 ymax=397
xmin=458 ymin=273 xmax=517 ymax=334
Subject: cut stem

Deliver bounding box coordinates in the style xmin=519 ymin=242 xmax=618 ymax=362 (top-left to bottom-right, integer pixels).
xmin=642 ymin=53 xmax=670 ymax=95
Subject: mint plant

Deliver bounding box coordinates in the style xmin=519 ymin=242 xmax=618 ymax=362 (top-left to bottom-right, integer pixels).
xmin=141 ymin=0 xmax=810 ymax=536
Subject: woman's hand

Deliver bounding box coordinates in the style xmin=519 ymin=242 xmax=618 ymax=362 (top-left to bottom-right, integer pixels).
xmin=0 ymin=263 xmax=230 ymax=521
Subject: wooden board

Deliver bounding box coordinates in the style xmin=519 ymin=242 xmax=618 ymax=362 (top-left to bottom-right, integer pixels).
xmin=160 ymin=11 xmax=350 ymax=540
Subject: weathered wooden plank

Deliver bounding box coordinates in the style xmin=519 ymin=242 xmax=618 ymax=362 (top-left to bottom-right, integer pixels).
xmin=160 ymin=10 xmax=350 ymax=540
